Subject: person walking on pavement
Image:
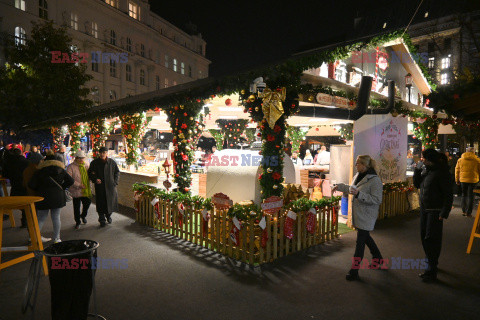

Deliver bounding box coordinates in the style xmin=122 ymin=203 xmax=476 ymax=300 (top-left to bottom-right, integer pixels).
xmin=28 ymin=154 xmax=74 ymax=243
xmin=333 ymin=155 xmax=384 ymax=281
xmin=2 ymin=147 xmax=30 ymax=227
xmin=55 ymin=145 xmax=68 ymax=166
xmin=413 ymin=148 xmax=453 ymax=282
xmin=88 ymin=147 xmax=119 ymax=227
xmin=455 ymin=147 xmax=480 ymax=217
xmin=66 ymin=150 xmax=92 ymax=229
xmin=23 ymin=151 xmax=43 ymax=195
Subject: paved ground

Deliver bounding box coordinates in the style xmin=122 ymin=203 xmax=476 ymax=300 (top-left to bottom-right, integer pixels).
xmin=1 ymin=196 xmax=479 ymax=320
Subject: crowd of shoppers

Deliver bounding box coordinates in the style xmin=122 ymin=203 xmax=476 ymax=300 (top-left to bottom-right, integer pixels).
xmin=0 ymin=143 xmax=119 ymax=243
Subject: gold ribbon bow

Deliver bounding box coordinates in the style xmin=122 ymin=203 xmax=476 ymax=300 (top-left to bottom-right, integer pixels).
xmin=259 ymin=87 xmax=286 ymax=129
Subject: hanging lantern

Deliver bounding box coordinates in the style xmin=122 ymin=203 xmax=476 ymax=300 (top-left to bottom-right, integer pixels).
xmin=405 ymin=73 xmax=413 ymax=87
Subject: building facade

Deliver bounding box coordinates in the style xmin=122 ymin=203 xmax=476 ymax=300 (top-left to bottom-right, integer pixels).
xmin=408 ymin=10 xmax=480 ymax=86
xmin=0 ymin=0 xmax=210 ymax=105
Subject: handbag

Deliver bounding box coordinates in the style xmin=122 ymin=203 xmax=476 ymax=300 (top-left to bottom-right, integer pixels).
xmin=49 ymin=176 xmax=72 ymax=202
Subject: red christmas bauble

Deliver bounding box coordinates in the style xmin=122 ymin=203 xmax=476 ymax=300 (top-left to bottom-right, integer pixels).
xmin=225 ymin=98 xmax=232 ymax=106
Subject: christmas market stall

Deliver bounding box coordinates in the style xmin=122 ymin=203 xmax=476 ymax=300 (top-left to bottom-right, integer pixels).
xmin=36 ymin=30 xmax=453 ymax=263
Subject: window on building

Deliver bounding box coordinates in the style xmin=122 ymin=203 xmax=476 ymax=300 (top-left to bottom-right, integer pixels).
xmin=110 ymin=90 xmax=117 ymax=101
xmin=110 ymin=30 xmax=116 ymax=46
xmin=140 ymin=44 xmax=145 ymax=57
xmin=129 ymin=1 xmax=139 ymax=20
xmin=199 ymin=70 xmax=203 ymax=79
xmin=155 ymin=51 xmax=160 ymax=64
xmin=91 ymin=61 xmax=99 ymax=72
xmin=173 ymin=58 xmax=177 ymax=72
xmin=105 ymin=0 xmax=118 ymax=8
xmin=441 ymin=55 xmax=451 ymax=69
xmin=440 ymin=72 xmax=449 ymax=85
xmin=140 ymin=69 xmax=145 ymax=85
xmin=91 ymin=87 xmax=100 ymax=105
xmin=110 ymin=60 xmax=117 ymax=77
xmin=14 ymin=27 xmax=26 ymax=46
xmin=164 ymin=78 xmax=168 ymax=88
xmin=39 ymin=0 xmax=48 ymax=19
xmin=15 ymin=0 xmax=26 ymax=11
xmin=188 ymin=65 xmax=192 ymax=77
xmin=427 ymin=42 xmax=434 ymax=53
xmin=70 ymin=13 xmax=78 ymax=30
xmin=126 ymin=38 xmax=132 ymax=52
xmin=173 ymin=80 xmax=177 ymax=86
xmin=428 ymin=57 xmax=435 ymax=69
xmin=126 ymin=64 xmax=132 ymax=82
xmin=180 ymin=62 xmax=185 ymax=75
xmin=444 ymin=38 xmax=451 ymax=50
xmin=164 ymin=55 xmax=169 ymax=68
xmin=156 ymin=75 xmax=160 ymax=90
xmin=91 ymin=22 xmax=98 ymax=38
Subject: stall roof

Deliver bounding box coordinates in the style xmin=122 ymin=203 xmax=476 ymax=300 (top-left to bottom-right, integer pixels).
xmin=31 ymin=30 xmax=434 ymax=128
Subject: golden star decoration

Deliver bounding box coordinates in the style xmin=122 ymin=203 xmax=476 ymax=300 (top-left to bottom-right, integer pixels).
xmin=259 ymin=87 xmax=286 ymax=129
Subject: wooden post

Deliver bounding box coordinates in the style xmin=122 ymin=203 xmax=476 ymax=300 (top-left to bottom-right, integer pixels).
xmin=467 ymin=191 xmax=480 ymax=253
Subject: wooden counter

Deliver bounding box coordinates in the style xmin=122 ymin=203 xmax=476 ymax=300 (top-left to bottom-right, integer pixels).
xmin=117 ymin=170 xmax=159 ymax=208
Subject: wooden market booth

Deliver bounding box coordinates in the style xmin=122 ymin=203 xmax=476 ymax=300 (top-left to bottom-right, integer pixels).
xmin=37 ymin=31 xmax=443 ymax=264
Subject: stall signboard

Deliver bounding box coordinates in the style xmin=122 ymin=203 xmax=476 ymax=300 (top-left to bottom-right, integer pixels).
xmin=212 ymin=193 xmax=233 ymax=210
xmin=334 ymin=96 xmax=354 ymax=109
xmin=261 ymin=196 xmax=283 ymax=214
xmin=316 ymin=93 xmax=354 ymax=109
xmin=354 ymin=114 xmax=407 ymax=183
xmin=316 ymin=93 xmax=334 ymax=105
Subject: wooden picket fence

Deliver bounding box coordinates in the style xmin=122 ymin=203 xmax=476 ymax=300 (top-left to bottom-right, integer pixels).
xmin=136 ymin=196 xmax=339 ymax=265
xmin=378 ymin=190 xmax=412 ymax=220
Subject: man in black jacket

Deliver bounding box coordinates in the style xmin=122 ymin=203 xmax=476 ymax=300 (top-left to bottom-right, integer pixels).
xmin=88 ymin=147 xmax=119 ymax=227
xmin=413 ymin=148 xmax=453 ymax=282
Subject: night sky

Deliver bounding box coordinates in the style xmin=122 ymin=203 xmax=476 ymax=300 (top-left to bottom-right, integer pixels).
xmin=150 ymin=0 xmax=471 ymax=77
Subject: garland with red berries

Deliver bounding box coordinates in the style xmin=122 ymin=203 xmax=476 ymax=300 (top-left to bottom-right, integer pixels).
xmin=240 ymin=83 xmax=301 ymax=199
xmin=69 ymin=123 xmax=87 ymax=157
xmin=120 ymin=113 xmax=150 ymax=165
xmin=51 ymin=126 xmax=68 ymax=152
xmin=166 ymin=100 xmax=204 ymax=193
xmin=89 ymin=118 xmax=109 ymax=158
xmin=215 ymin=119 xmax=249 ymax=148
xmin=411 ymin=115 xmax=440 ymax=149
xmin=286 ymin=126 xmax=309 ymax=154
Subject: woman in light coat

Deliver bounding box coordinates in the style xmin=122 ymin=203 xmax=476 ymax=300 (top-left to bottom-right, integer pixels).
xmin=66 ymin=150 xmax=92 ymax=229
xmin=334 ymin=155 xmax=383 ymax=281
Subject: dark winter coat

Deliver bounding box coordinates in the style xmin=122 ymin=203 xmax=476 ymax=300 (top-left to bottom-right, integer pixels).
xmin=2 ymin=153 xmax=29 ymax=196
xmin=28 ymin=160 xmax=74 ymax=210
xmin=88 ymin=158 xmax=119 ymax=214
xmin=413 ymin=163 xmax=453 ymax=219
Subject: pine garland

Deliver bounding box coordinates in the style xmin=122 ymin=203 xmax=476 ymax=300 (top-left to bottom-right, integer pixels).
xmin=51 ymin=126 xmax=68 ymax=152
xmin=165 ymin=100 xmax=204 ymax=193
xmin=208 ymin=129 xmax=224 ymax=150
xmin=412 ymin=116 xmax=440 ymax=149
xmin=68 ymin=123 xmax=86 ymax=157
xmin=286 ymin=126 xmax=309 ymax=154
xmin=383 ymin=181 xmax=414 ymax=193
xmin=132 ymin=183 xmax=341 ymax=222
xmin=338 ymin=123 xmax=353 ymax=141
xmin=240 ymin=83 xmax=301 ymax=198
xmin=89 ymin=118 xmax=109 ymax=158
xmin=120 ymin=113 xmax=149 ymax=165
xmin=215 ymin=119 xmax=249 ymax=148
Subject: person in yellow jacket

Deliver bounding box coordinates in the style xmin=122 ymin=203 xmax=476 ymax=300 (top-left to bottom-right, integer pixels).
xmin=455 ymin=147 xmax=480 ymax=217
